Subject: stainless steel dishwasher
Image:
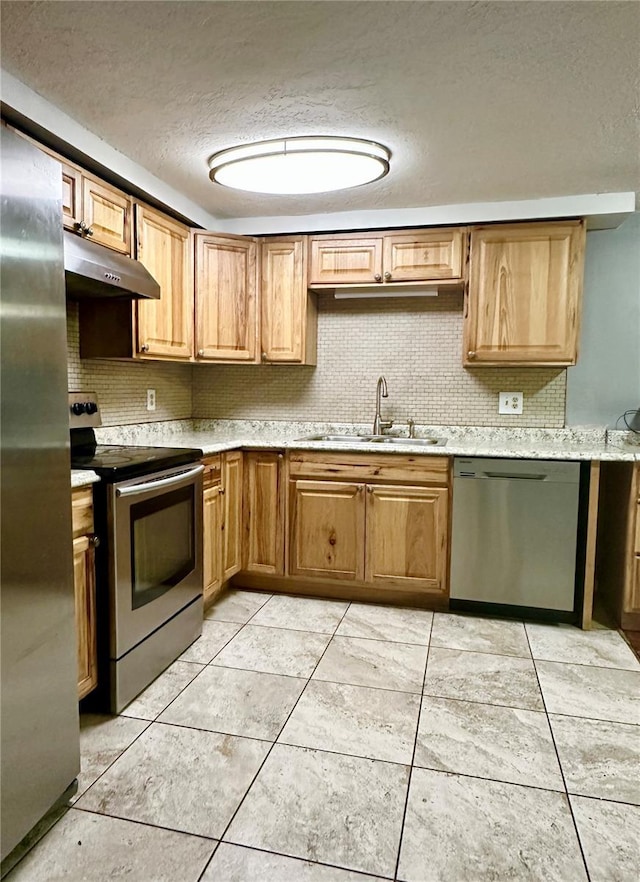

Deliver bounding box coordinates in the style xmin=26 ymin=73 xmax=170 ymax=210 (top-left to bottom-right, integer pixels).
xmin=450 ymin=457 xmax=583 ymax=618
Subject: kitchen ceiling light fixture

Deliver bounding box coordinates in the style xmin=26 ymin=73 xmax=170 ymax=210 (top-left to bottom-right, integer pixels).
xmin=208 ymin=136 xmax=390 ymax=195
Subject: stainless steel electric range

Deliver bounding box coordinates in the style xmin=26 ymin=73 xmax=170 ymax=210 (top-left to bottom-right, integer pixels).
xmin=69 ymin=392 xmax=204 ymax=712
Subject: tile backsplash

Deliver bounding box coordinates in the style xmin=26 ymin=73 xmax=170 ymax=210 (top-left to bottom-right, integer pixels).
xmin=67 ymin=303 xmax=192 ymax=425
xmin=193 ymin=294 xmax=566 ymax=428
xmin=68 ymin=295 xmax=566 ymax=428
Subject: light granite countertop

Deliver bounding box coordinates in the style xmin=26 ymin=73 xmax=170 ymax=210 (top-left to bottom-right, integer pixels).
xmin=92 ymin=420 xmax=640 ymax=462
xmin=71 ymin=470 xmax=100 ymax=489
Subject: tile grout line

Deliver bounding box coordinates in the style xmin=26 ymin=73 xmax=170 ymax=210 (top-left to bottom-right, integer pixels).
xmin=393 ymin=616 xmax=434 ymax=882
xmin=195 ymin=599 xmax=356 ymax=882
xmin=523 ymin=625 xmax=593 ymax=882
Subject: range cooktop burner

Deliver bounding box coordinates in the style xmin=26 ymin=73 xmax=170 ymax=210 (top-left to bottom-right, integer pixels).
xmin=70 ymin=444 xmax=204 ymax=481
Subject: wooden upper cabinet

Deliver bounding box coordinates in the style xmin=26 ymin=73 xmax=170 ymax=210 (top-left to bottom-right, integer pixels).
xmin=82 ymin=176 xmax=132 ymax=254
xmin=308 ymin=228 xmax=466 ymax=287
xmin=243 ymin=451 xmax=285 ymax=576
xmin=464 ymin=221 xmax=586 ymax=366
xmin=195 ymin=234 xmax=258 ymax=361
xmin=61 ymin=163 xmax=82 ymax=231
xmin=309 ymin=236 xmax=383 ymax=285
xmin=261 ymin=237 xmax=317 ymax=364
xmin=135 ymin=205 xmax=194 ymax=360
xmin=383 ymin=229 xmax=466 ymax=282
xmin=365 ymin=484 xmax=448 ymax=593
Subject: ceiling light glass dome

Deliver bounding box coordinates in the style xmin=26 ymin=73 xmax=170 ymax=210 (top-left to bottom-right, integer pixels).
xmin=208 ymin=136 xmax=390 ymax=195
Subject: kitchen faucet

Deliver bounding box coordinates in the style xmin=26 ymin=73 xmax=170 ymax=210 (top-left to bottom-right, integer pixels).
xmin=373 ymin=376 xmax=393 ymax=435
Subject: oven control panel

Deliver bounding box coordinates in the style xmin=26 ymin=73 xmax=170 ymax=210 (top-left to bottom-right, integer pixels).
xmin=68 ymin=391 xmax=102 ymax=429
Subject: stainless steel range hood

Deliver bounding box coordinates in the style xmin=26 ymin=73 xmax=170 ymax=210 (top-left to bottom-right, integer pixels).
xmin=64 ymin=232 xmax=160 ymax=299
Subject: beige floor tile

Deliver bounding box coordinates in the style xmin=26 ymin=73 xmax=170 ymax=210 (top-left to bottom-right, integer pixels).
xmin=202 ymin=843 xmax=385 ymax=881
xmin=313 ymin=635 xmax=428 ymax=693
xmin=279 ymin=679 xmax=420 ymax=763
xmin=225 ymin=744 xmax=409 ymax=878
xmin=178 ymin=620 xmax=241 ymax=664
xmin=536 ymin=661 xmax=640 ymax=724
xmin=159 ymin=665 xmax=306 ymax=739
xmin=212 ymin=625 xmax=330 ymax=677
xmin=550 ymin=714 xmax=640 ymax=804
xmin=5 ymin=809 xmax=215 ymax=882
xmin=73 ymin=714 xmax=150 ymax=801
xmin=76 ymin=722 xmax=269 ymax=839
xmin=336 ymin=603 xmax=433 ymax=645
xmin=431 ymin=613 xmax=531 ymax=657
xmin=424 ymin=647 xmax=544 ymax=710
xmin=398 ymin=769 xmax=587 ymax=882
xmin=250 ymin=595 xmax=348 ymax=634
xmin=120 ymin=660 xmax=204 ymax=721
xmin=526 ymin=622 xmax=640 ymax=670
xmin=570 ymin=795 xmax=640 ymax=882
xmin=204 ymin=590 xmax=272 ymax=624
xmin=415 ymin=696 xmax=563 ymax=790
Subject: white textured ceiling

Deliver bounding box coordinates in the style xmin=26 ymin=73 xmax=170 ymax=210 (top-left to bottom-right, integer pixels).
xmin=2 ymin=0 xmax=639 ymax=220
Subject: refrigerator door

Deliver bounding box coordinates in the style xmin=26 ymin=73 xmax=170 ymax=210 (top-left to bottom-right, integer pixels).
xmin=1 ymin=128 xmax=80 ymax=862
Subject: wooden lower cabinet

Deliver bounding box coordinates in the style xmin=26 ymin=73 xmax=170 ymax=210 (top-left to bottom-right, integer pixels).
xmin=288 ymin=456 xmax=450 ymax=597
xmin=365 ymin=484 xmax=448 ymax=591
xmin=71 ymin=488 xmax=98 ymax=700
xmin=289 ymin=480 xmax=366 ymax=581
xmin=202 ymin=452 xmax=243 ymax=604
xmin=243 ymin=451 xmax=285 ymax=576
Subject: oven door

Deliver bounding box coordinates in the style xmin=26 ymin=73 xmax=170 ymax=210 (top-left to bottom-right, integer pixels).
xmin=108 ymin=463 xmax=204 ymax=659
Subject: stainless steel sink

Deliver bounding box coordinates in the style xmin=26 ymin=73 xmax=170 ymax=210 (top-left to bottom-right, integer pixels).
xmin=296 ymin=434 xmax=446 ymax=446
xmin=373 ymin=436 xmax=446 ymax=446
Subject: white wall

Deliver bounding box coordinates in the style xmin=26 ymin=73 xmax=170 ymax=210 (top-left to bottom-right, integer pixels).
xmin=566 ymin=212 xmax=640 ymax=427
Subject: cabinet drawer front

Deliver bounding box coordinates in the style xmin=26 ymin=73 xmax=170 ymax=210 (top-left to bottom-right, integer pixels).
xmin=202 ymin=455 xmax=222 ymax=488
xmin=289 ymin=480 xmax=365 ymax=580
xmin=365 ymin=484 xmax=448 ymax=593
xmin=289 ymin=452 xmax=449 ymax=485
xmin=72 ymin=488 xmax=94 ymax=538
xmin=383 ymin=228 xmax=466 ymax=282
xmin=309 ymin=237 xmax=383 ymax=285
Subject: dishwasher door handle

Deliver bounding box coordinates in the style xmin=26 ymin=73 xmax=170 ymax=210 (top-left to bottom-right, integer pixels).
xmin=484 ymin=472 xmax=547 ymax=480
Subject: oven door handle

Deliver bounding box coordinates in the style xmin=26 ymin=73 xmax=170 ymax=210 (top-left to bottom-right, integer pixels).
xmin=115 ymin=464 xmax=205 ymax=498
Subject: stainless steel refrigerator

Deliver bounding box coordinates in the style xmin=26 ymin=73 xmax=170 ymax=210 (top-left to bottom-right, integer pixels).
xmin=1 ymin=126 xmax=80 ymax=867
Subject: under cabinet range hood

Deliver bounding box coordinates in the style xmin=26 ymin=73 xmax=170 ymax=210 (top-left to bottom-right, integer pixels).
xmin=64 ymin=232 xmax=160 ymax=300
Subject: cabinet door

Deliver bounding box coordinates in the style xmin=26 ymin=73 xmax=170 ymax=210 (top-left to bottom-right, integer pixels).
xmin=222 ymin=451 xmax=244 ymax=581
xmin=203 ymin=482 xmax=223 ymax=605
xmin=195 ymin=234 xmax=257 ymax=361
xmin=464 ymin=221 xmax=585 ymax=366
xmin=365 ymin=484 xmax=448 ymax=594
xmin=136 ymin=205 xmax=194 ymax=360
xmin=82 ymin=176 xmax=132 ymax=254
xmin=261 ymin=237 xmax=310 ymax=363
xmin=73 ymin=534 xmax=97 ymax=700
xmin=243 ymin=451 xmax=285 ymax=575
xmin=289 ymin=480 xmax=365 ymax=580
xmin=383 ymin=228 xmax=466 ymax=282
xmin=309 ymin=236 xmax=383 ymax=285
xmin=62 ymin=163 xmax=82 ymax=231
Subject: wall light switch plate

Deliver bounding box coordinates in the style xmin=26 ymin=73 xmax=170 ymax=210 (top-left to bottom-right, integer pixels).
xmin=499 ymin=392 xmax=523 ymax=415
xmin=146 ymin=388 xmax=156 ymax=411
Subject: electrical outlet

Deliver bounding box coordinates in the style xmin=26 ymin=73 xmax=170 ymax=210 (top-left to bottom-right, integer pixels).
xmin=498 ymin=391 xmax=523 ymax=415
xmin=146 ymin=388 xmax=156 ymax=411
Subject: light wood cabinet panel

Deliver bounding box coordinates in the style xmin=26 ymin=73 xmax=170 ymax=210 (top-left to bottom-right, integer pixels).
xmin=365 ymin=484 xmax=448 ymax=593
xmin=74 ymin=534 xmax=97 ymax=700
xmin=135 ymin=205 xmax=194 ymax=360
xmin=243 ymin=451 xmax=285 ymax=575
xmin=82 ymin=176 xmax=132 ymax=255
xmin=464 ymin=221 xmax=586 ymax=366
xmin=203 ymin=482 xmax=223 ymax=605
xmin=222 ymin=451 xmax=244 ymax=581
xmin=289 ymin=451 xmax=449 ymax=486
xmin=62 ymin=163 xmax=82 ymax=231
xmin=383 ymin=228 xmax=466 ymax=282
xmin=309 ymin=236 xmax=383 ymax=285
xmin=289 ymin=480 xmax=366 ymax=580
xmin=261 ymin=237 xmax=317 ymax=364
xmin=195 ymin=234 xmax=258 ymax=361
